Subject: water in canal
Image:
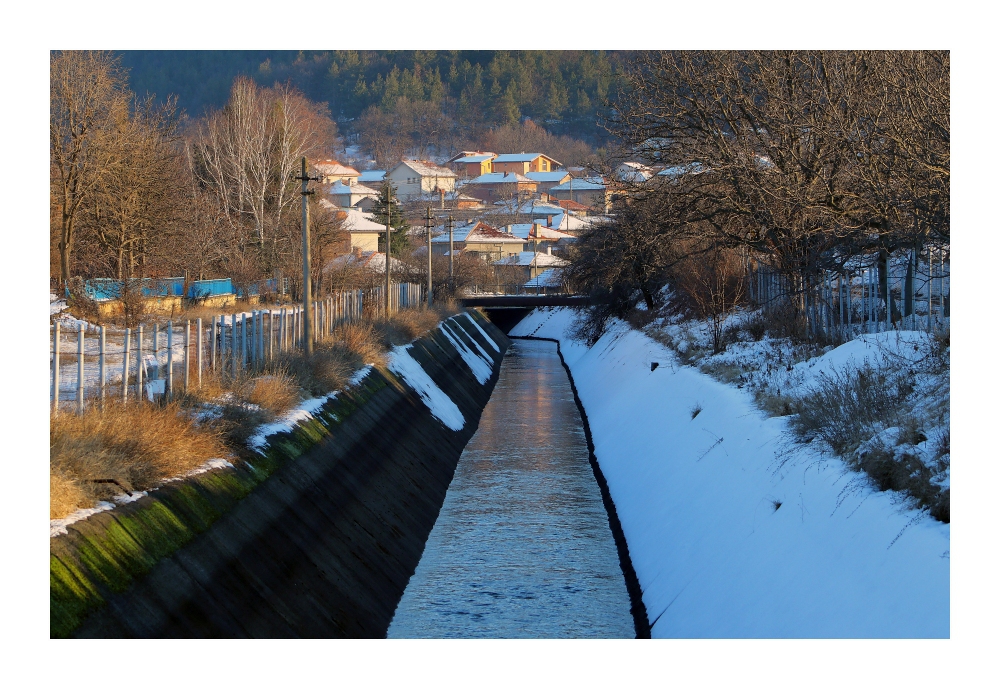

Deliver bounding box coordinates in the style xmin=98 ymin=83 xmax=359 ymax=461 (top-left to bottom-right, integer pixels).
xmin=387 ymin=338 xmax=635 ymax=638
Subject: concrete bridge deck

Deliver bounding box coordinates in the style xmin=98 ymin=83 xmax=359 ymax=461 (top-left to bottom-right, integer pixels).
xmin=457 ymin=294 xmax=592 ymax=308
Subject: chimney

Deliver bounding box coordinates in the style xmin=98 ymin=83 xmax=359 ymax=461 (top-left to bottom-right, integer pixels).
xmin=547 ymin=246 xmax=552 ymax=255
xmin=547 ymin=215 xmax=553 ymax=226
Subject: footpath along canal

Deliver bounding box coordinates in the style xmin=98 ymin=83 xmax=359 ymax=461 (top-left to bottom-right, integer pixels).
xmin=387 ymin=338 xmax=639 ymax=638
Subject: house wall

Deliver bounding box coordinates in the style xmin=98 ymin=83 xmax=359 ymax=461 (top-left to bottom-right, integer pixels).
xmin=350 ymin=232 xmax=380 ymax=253
xmin=493 ymin=160 xmax=531 ymax=175
xmin=386 ymin=166 xmax=423 ymax=200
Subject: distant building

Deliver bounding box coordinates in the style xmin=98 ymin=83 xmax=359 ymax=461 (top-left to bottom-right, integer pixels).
xmin=548 ymin=177 xmax=611 ymax=212
xmin=386 ymin=160 xmax=457 ymax=200
xmin=464 ymin=172 xmax=537 ymax=203
xmin=358 ymin=170 xmax=386 ymax=186
xmin=461 ymin=222 xmax=525 ymax=262
xmin=312 ymin=160 xmax=360 ymax=185
xmin=326 ymin=180 xmax=379 ymax=211
xmin=525 ymin=170 xmax=572 ymax=195
xmin=492 ymin=153 xmax=562 ymax=175
xmin=449 ymin=152 xmax=497 ymax=178
xmin=493 ymin=249 xmax=569 ymax=281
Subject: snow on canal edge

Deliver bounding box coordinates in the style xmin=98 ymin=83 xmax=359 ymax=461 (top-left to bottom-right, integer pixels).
xmin=387 ymin=345 xmax=465 ymax=431
xmin=439 ymin=321 xmax=493 ymax=384
xmin=510 ymin=307 xmax=949 ymax=638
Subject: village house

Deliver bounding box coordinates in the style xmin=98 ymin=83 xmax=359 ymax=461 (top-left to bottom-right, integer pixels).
xmin=358 ymin=169 xmax=386 ymax=186
xmin=318 ymin=201 xmax=385 ymax=253
xmin=459 ymin=222 xmax=525 ymax=262
xmin=525 ymin=170 xmax=572 ymax=196
xmin=448 ymin=152 xmax=496 ymax=178
xmin=326 ymin=180 xmax=380 ymax=211
xmin=464 ymin=172 xmax=538 ymax=203
xmin=524 ymin=267 xmax=566 ymax=294
xmin=492 ymin=153 xmax=562 ymax=175
xmin=386 ymin=160 xmax=457 ymax=200
xmin=312 ymin=160 xmax=360 ymax=185
xmin=504 ymin=223 xmax=577 ymax=256
xmin=548 ymin=176 xmax=611 ymax=212
xmin=492 ymin=248 xmax=569 ymax=281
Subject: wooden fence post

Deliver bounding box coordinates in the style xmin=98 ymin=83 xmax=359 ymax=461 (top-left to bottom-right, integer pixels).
xmin=166 ymin=321 xmax=174 ymax=400
xmin=122 ymin=328 xmax=131 ymax=402
xmin=77 ymin=323 xmax=85 ymax=413
xmin=197 ymin=318 xmax=203 ymax=388
xmin=210 ymin=316 xmax=216 ymax=372
xmin=152 ymin=323 xmax=160 ymax=380
xmin=52 ymin=323 xmax=61 ymax=412
xmin=136 ymin=324 xmax=144 ymax=403
xmin=184 ymin=320 xmax=191 ymax=392
xmin=99 ymin=325 xmax=106 ymax=402
xmin=231 ymin=315 xmax=238 ymax=379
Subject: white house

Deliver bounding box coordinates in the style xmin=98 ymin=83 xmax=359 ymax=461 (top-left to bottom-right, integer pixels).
xmin=386 ymin=160 xmax=457 ymax=200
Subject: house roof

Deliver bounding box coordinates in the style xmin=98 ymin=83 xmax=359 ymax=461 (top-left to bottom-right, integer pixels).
xmin=358 ymin=170 xmax=386 ymax=183
xmin=493 ymin=153 xmax=562 ymax=166
xmin=313 ymin=160 xmax=359 ymax=177
xmin=339 ymin=208 xmax=387 ymax=233
xmin=493 ymin=251 xmax=569 ymax=267
xmin=657 ymin=162 xmax=705 ymax=178
xmin=430 ymin=221 xmax=479 ymax=243
xmin=525 ymin=268 xmax=564 ymax=288
xmin=468 ymin=172 xmax=534 ymax=185
xmin=501 ymin=224 xmax=574 ymax=241
xmin=465 ymin=223 xmax=524 ymax=244
xmin=394 ymin=159 xmax=457 ymax=178
xmin=328 ymin=181 xmax=379 ymax=196
xmin=525 ymin=171 xmax=572 ymax=183
xmin=325 ymin=251 xmax=404 ymax=273
xmin=557 ymin=199 xmax=591 ymax=211
xmin=454 ymin=154 xmax=496 ymax=164
xmin=550 ymin=177 xmax=606 ymax=191
xmin=446 ymin=150 xmax=495 ymax=164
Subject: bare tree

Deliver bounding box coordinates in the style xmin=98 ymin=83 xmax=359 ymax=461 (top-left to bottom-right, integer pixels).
xmin=50 ymin=50 xmax=130 ymax=286
xmin=193 ymin=78 xmax=337 ymax=283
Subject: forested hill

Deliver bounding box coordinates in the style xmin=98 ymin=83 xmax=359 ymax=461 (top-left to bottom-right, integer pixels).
xmin=119 ymin=50 xmax=626 ymax=145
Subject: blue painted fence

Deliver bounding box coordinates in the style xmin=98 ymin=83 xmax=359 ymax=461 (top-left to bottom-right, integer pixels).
xmin=81 ymin=277 xmax=281 ymax=301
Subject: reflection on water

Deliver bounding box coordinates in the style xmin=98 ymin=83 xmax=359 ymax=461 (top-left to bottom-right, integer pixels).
xmin=387 ymin=339 xmax=634 ymax=638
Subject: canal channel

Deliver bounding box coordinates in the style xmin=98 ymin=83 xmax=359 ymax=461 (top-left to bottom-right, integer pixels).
xmin=387 ymin=338 xmax=636 ymax=638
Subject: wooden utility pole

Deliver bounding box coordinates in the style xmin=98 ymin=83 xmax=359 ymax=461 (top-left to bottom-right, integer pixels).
xmin=448 ymin=215 xmax=455 ymax=291
xmin=426 ymin=207 xmax=433 ymax=308
xmin=383 ymin=181 xmax=392 ymax=316
xmin=297 ymin=157 xmax=319 ymax=355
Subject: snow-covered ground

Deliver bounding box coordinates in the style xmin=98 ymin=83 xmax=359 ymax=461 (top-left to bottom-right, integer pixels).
xmin=510 ymin=307 xmax=949 ymax=637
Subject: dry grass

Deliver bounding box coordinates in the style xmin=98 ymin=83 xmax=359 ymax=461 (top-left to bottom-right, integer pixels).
xmin=50 ymin=400 xmax=229 ymax=519
xmin=50 ymin=306 xmax=454 ymax=518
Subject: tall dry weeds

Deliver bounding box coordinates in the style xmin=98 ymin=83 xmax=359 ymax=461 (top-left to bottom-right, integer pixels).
xmin=50 ymin=400 xmax=229 ymax=519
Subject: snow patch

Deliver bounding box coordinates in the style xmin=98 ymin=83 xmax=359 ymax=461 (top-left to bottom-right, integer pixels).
xmin=462 ymin=312 xmax=500 ymax=352
xmin=439 ymin=321 xmax=492 ymax=384
xmin=387 ymin=345 xmax=464 ymax=431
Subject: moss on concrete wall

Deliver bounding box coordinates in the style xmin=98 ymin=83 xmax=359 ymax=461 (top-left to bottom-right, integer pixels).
xmin=51 ymin=311 xmax=509 ymax=638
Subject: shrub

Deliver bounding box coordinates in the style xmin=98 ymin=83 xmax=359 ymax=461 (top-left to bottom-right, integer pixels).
xmin=789 ymin=363 xmax=911 ymax=455
xmin=50 ymin=400 xmax=229 ymax=519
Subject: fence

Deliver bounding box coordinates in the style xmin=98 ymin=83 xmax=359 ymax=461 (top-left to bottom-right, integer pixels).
xmin=51 ymin=283 xmax=425 ymax=412
xmin=748 ymin=246 xmax=950 ymax=339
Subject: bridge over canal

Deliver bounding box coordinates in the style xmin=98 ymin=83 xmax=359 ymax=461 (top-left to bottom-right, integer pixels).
xmin=457 ymin=294 xmax=592 ymax=333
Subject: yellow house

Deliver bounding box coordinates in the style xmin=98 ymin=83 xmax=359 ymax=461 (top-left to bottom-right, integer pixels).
xmin=492 ymin=153 xmax=562 ymax=175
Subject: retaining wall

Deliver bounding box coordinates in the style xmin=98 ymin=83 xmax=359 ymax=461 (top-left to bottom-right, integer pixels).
xmin=50 ymin=311 xmax=509 ymax=638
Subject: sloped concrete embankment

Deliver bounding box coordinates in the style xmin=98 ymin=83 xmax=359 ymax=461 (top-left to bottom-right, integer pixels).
xmin=51 ymin=312 xmax=509 ymax=638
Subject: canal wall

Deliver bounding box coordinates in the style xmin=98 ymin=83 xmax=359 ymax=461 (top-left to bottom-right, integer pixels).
xmin=510 ymin=308 xmax=949 ymax=637
xmin=51 ymin=311 xmax=510 ymax=638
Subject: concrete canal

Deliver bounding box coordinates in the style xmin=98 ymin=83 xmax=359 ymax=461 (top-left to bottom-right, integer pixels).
xmin=387 ymin=338 xmax=636 ymax=638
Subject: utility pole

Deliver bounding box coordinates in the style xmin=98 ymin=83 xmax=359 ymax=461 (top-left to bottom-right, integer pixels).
xmin=425 ymin=207 xmax=433 ymax=308
xmin=297 ymin=157 xmax=319 ymax=355
xmin=448 ymin=214 xmax=454 ymax=292
xmin=383 ymin=181 xmax=392 ymax=316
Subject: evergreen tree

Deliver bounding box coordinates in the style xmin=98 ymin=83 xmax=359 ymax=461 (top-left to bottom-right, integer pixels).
xmin=370 ymin=183 xmax=411 ymax=256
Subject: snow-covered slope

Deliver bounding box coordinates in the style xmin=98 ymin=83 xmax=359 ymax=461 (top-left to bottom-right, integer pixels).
xmin=510 ymin=307 xmax=949 ymax=638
